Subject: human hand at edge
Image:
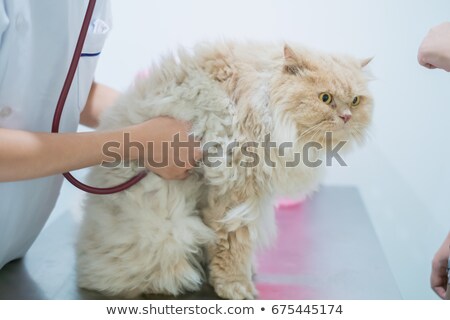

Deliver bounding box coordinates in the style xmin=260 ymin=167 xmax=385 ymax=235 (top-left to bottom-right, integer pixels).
xmin=131 ymin=117 xmax=202 ymax=180
xmin=418 ymin=22 xmax=450 ymax=72
xmin=431 ymin=232 xmax=450 ymax=299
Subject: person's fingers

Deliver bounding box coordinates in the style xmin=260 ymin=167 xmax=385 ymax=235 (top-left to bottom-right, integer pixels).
xmin=431 ymin=280 xmax=446 ymax=299
xmin=432 ymin=254 xmax=447 ymax=271
xmin=418 ymin=51 xmax=434 ymax=68
xmin=158 ymin=171 xmax=185 ymax=180
xmin=432 ymin=286 xmax=447 ymax=299
xmin=431 ymin=258 xmax=448 ymax=299
xmin=417 ymin=42 xmax=439 ymax=69
xmin=182 ymin=144 xmax=202 ymax=169
xmin=150 ymin=170 xmax=163 ymax=179
xmin=418 ymin=54 xmax=427 ymax=67
xmin=164 ymin=166 xmax=191 ymax=180
xmin=418 ymin=44 xmax=428 ymax=66
xmin=423 ymin=62 xmax=437 ymax=69
xmin=188 ymin=146 xmax=203 ymax=168
xmin=193 ymin=146 xmax=203 ymax=161
xmin=174 ymin=170 xmax=190 ymax=180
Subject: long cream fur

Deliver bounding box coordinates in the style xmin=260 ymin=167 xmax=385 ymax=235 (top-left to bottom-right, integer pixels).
xmin=76 ymin=41 xmax=373 ymax=299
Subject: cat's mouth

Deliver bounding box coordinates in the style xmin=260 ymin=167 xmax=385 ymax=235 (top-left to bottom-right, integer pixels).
xmin=329 ymin=123 xmax=367 ymax=145
xmin=299 ymin=117 xmax=363 ymax=144
xmin=300 ymin=120 xmax=355 ymax=144
xmin=320 ymin=119 xmax=348 ymax=132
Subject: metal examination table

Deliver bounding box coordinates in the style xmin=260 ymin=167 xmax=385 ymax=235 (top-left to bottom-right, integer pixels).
xmin=0 ymin=186 xmax=401 ymax=299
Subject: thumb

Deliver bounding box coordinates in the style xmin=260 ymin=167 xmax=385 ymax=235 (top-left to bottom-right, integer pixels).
xmin=193 ymin=146 xmax=203 ymax=162
xmin=184 ymin=145 xmax=203 ymax=169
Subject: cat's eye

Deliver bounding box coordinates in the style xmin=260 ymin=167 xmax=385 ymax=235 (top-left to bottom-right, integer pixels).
xmin=319 ymin=92 xmax=333 ymax=105
xmin=351 ymin=96 xmax=361 ymax=107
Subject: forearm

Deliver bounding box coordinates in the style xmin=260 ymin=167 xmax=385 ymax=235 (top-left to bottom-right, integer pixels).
xmin=0 ymin=126 xmax=143 ymax=182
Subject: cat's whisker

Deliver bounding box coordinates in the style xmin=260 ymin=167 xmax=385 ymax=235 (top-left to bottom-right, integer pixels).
xmin=299 ymin=123 xmax=323 ymax=140
xmin=352 ymin=126 xmax=372 ymax=140
xmin=350 ymin=127 xmax=370 ymax=144
xmin=309 ymin=128 xmax=325 ymax=145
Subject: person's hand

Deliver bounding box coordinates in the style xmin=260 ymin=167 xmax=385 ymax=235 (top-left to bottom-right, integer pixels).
xmin=418 ymin=22 xmax=450 ymax=72
xmin=131 ymin=117 xmax=202 ymax=180
xmin=431 ymin=232 xmax=450 ymax=299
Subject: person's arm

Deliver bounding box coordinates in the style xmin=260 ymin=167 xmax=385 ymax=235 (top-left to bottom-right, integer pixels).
xmin=0 ymin=117 xmax=201 ymax=182
xmin=80 ymin=82 xmax=120 ymax=128
xmin=418 ymin=22 xmax=450 ymax=72
xmin=431 ymin=232 xmax=450 ymax=299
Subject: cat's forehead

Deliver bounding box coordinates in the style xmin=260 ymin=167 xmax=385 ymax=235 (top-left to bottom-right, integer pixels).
xmin=310 ymin=56 xmax=368 ymax=95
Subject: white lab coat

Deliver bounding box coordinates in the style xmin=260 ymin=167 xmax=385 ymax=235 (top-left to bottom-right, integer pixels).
xmin=0 ymin=0 xmax=111 ymax=269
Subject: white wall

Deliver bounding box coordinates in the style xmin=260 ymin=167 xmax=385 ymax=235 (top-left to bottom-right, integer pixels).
xmin=92 ymin=0 xmax=450 ymax=298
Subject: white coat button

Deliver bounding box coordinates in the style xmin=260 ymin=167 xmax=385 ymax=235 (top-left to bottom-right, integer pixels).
xmin=15 ymin=13 xmax=29 ymax=33
xmin=0 ymin=106 xmax=12 ymax=118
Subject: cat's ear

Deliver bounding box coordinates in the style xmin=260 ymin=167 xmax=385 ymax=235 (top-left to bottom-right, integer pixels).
xmin=361 ymin=57 xmax=373 ymax=68
xmin=360 ymin=57 xmax=375 ymax=80
xmin=283 ymin=44 xmax=313 ymax=75
xmin=283 ymin=45 xmax=300 ymax=75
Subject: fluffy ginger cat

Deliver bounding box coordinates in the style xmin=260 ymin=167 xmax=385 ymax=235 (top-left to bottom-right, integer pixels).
xmin=76 ymin=41 xmax=373 ymax=299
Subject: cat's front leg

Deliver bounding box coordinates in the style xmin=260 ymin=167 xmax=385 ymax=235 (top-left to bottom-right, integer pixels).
xmin=203 ymin=195 xmax=259 ymax=299
xmin=206 ymin=219 xmax=258 ymax=299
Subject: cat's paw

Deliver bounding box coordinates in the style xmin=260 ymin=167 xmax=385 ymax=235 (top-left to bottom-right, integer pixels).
xmin=213 ymin=278 xmax=258 ymax=300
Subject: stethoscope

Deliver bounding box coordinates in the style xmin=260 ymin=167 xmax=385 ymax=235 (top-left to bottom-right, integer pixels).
xmin=52 ymin=0 xmax=147 ymax=194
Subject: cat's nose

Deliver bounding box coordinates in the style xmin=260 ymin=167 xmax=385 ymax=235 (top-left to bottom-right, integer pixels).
xmin=339 ymin=114 xmax=352 ymax=124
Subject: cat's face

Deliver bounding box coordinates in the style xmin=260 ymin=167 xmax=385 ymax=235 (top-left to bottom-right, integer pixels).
xmin=273 ymin=45 xmax=373 ymax=146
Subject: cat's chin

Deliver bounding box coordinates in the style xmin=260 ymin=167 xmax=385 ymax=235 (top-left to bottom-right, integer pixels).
xmin=331 ymin=125 xmax=358 ymax=139
xmin=326 ymin=128 xmax=366 ymax=152
xmin=297 ymin=130 xmax=350 ymax=147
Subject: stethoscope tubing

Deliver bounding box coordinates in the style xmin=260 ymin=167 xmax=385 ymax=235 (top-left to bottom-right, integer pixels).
xmin=52 ymin=0 xmax=147 ymax=194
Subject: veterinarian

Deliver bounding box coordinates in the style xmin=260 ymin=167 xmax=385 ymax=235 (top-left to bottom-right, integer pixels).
xmin=0 ymin=0 xmax=200 ymax=270
xmin=417 ymin=21 xmax=450 ymax=299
